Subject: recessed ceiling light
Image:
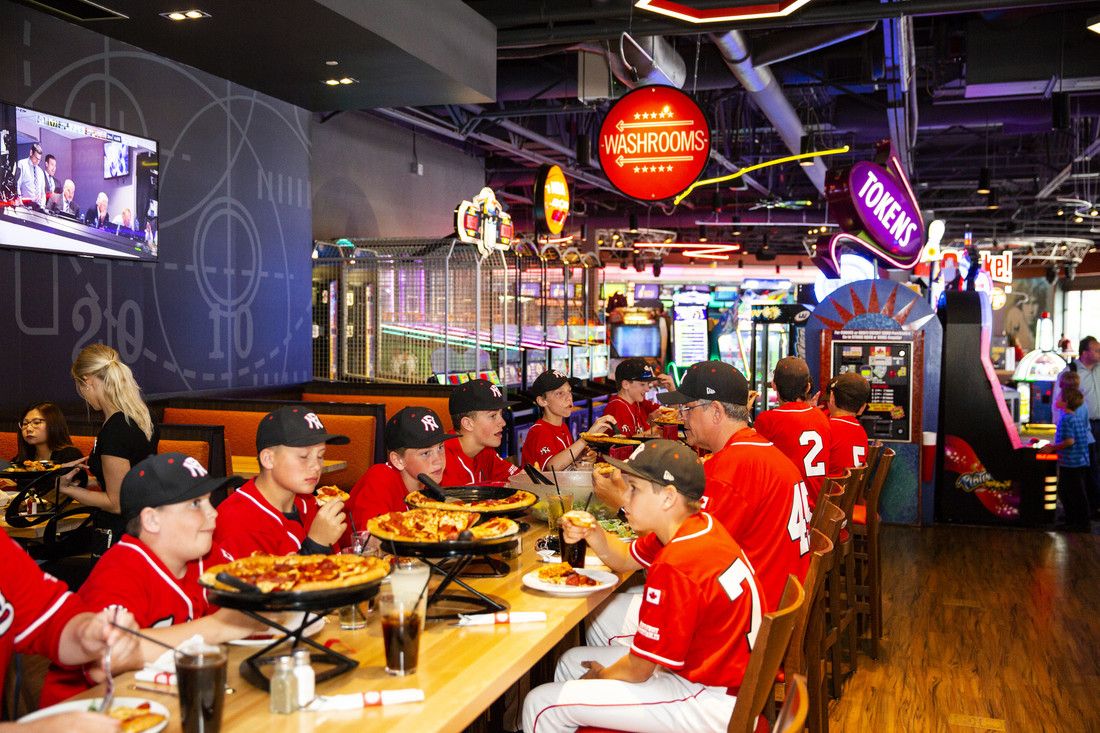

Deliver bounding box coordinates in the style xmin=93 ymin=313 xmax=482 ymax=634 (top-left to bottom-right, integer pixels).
xmin=166 ymin=12 xmax=186 ymax=20
xmin=339 ymin=78 xmax=356 ymax=84
xmin=185 ymin=10 xmax=204 ymax=18
xmin=161 ymin=9 xmax=210 ymax=20
xmin=324 ymin=79 xmax=340 ymax=86
xmin=326 ymin=61 xmax=339 ymax=66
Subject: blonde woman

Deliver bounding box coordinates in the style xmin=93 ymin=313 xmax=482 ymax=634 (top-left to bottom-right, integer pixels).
xmin=61 ymin=344 xmax=159 ymax=542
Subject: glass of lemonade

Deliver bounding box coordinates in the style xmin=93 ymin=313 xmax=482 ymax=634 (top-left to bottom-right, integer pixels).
xmin=545 ymin=492 xmax=574 ymax=534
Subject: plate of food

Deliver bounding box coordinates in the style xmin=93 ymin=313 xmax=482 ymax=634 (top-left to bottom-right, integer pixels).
xmin=19 ymin=697 xmax=169 ymax=732
xmin=522 ymin=563 xmax=617 ymax=596
xmin=199 ymin=553 xmax=391 ymax=611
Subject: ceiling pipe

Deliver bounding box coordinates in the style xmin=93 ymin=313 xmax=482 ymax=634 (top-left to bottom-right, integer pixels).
xmin=711 ymin=30 xmax=827 ymax=195
xmin=752 ymin=22 xmax=878 ymax=66
xmin=608 ymin=33 xmax=687 ymax=89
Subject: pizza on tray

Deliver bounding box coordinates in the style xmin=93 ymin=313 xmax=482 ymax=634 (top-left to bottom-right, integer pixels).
xmin=3 ymin=460 xmax=56 ymax=473
xmin=106 ymin=704 xmax=166 ymax=733
xmin=316 ymin=485 xmax=349 ymax=505
xmin=536 ymin=562 xmax=600 ymax=587
xmin=651 ymin=407 xmax=683 ymax=425
xmin=201 ymin=553 xmax=390 ymax=593
xmin=404 ymin=489 xmax=536 ymax=513
xmin=580 ymin=432 xmax=640 ymax=446
xmin=368 ymin=508 xmax=519 ymax=543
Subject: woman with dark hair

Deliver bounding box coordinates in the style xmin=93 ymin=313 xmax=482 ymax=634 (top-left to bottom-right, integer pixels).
xmin=12 ymin=402 xmax=88 ymax=487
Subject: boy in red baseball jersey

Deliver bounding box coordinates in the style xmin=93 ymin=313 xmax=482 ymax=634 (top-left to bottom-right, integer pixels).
xmin=602 ymin=358 xmax=674 ymax=438
xmin=41 ymin=453 xmax=264 ymax=705
xmin=826 ymin=372 xmax=871 ymax=476
xmin=442 ymin=379 xmax=523 ymax=485
xmin=523 ymin=441 xmax=766 ymax=733
xmin=347 ymin=406 xmax=457 ymax=526
xmin=214 ymin=406 xmax=349 ymax=558
xmin=521 ymin=370 xmax=616 ymax=470
xmin=0 ymin=538 xmax=138 ymax=731
xmin=754 ymin=356 xmax=832 ymax=509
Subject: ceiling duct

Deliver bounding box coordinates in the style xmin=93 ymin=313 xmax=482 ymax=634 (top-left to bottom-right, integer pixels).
xmin=711 ymin=30 xmax=826 ymax=194
xmin=606 ymin=33 xmax=686 ymax=89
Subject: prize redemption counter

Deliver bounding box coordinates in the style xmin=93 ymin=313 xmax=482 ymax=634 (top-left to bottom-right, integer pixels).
xmin=935 ymin=292 xmax=1057 ymax=527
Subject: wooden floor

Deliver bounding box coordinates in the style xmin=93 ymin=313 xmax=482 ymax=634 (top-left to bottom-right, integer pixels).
xmin=829 ymin=523 xmax=1100 ymax=732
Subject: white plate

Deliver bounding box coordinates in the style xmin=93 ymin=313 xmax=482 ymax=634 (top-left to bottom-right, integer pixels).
xmin=230 ymin=615 xmax=326 ymax=646
xmin=19 ymin=696 xmax=169 ymax=732
xmin=522 ymin=568 xmax=617 ymax=596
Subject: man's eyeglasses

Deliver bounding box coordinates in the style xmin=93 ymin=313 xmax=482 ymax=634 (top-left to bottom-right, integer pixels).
xmin=19 ymin=418 xmax=46 ymax=430
xmin=677 ymin=402 xmax=708 ymax=415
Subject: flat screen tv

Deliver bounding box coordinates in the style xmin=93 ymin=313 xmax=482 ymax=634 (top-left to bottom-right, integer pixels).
xmin=611 ymin=324 xmax=661 ymax=358
xmin=634 ymin=283 xmax=659 ymax=300
xmin=0 ymin=100 xmax=158 ymax=261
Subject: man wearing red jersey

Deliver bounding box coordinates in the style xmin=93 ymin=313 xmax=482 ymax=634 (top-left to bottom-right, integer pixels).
xmin=825 ymin=372 xmax=871 ymax=476
xmin=754 ymin=356 xmax=832 ymax=509
xmin=214 ymin=407 xmax=349 ymax=558
xmin=521 ymin=370 xmax=616 ymax=470
xmin=586 ymin=361 xmax=808 ymax=647
xmin=347 ymin=406 xmax=457 ymax=531
xmin=41 ymin=453 xmax=264 ymax=706
xmin=602 ymin=358 xmax=674 ymax=438
xmin=523 ymin=441 xmax=765 ymax=733
xmin=442 ymin=379 xmax=523 ymax=486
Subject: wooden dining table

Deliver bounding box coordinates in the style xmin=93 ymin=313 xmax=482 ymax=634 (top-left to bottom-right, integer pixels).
xmin=73 ymin=521 xmax=633 ymax=733
xmin=230 ymin=457 xmax=348 ymax=480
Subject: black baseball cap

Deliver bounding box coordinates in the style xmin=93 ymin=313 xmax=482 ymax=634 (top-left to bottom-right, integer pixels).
xmin=120 ymin=453 xmax=245 ymax=521
xmin=657 ymin=360 xmax=748 ymax=406
xmin=256 ymin=406 xmax=350 ymax=451
xmin=450 ymin=378 xmax=518 ymax=415
xmin=772 ymin=356 xmax=811 ymax=398
xmin=386 ymin=406 xmax=458 ymax=450
xmin=603 ymin=440 xmax=705 ymax=500
xmin=615 ymin=358 xmax=657 ymax=383
xmin=531 ymin=369 xmax=575 ymax=397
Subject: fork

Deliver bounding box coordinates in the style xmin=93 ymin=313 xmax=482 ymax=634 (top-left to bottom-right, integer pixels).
xmin=100 ymin=607 xmax=118 ymax=714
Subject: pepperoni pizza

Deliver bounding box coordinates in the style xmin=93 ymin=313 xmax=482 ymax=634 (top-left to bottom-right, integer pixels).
xmin=403 ymin=489 xmax=536 ymax=513
xmin=200 ymin=553 xmax=390 ymax=593
xmin=367 ymin=508 xmax=519 ymax=543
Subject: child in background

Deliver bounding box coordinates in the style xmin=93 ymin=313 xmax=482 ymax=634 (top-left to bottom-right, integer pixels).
xmin=443 ymin=379 xmax=523 ymax=485
xmin=826 ymin=372 xmax=871 ymax=476
xmin=214 ymin=406 xmax=349 ymax=557
xmin=40 ymin=453 xmax=265 ymax=705
xmin=1040 ymin=388 xmax=1092 ymax=532
xmin=347 ymin=406 xmax=456 ymax=525
xmin=602 ymin=358 xmax=675 ymax=438
xmin=521 ymin=370 xmax=616 ymax=471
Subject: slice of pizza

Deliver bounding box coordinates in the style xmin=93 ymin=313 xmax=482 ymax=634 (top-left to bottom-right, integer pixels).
xmin=535 ymin=562 xmax=600 ymax=586
xmin=316 ymin=485 xmax=349 ymax=506
xmin=107 ymin=705 xmax=166 ymax=733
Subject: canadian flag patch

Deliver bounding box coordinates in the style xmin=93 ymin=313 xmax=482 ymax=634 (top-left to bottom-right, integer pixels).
xmin=645 ymin=587 xmax=662 ymax=605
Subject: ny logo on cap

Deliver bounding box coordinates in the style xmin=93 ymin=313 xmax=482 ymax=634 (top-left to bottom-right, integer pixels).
xmin=489 ymin=384 xmax=503 ymax=398
xmin=552 ymin=370 xmax=567 ymax=378
xmin=421 ymin=414 xmax=440 ymax=431
xmin=304 ymin=413 xmax=324 ymax=430
xmin=182 ymin=456 xmax=207 ymax=478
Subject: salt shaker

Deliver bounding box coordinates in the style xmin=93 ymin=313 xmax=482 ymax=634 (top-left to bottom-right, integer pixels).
xmin=270 ymin=655 xmax=297 ymax=714
xmin=292 ymin=649 xmax=315 ymax=707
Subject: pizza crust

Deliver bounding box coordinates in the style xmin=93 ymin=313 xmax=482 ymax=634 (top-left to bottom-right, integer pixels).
xmin=108 ymin=707 xmax=167 ymax=733
xmin=580 ymin=432 xmax=640 ymax=446
xmin=316 ymin=485 xmax=349 ymax=506
xmin=367 ymin=509 xmax=519 ymax=543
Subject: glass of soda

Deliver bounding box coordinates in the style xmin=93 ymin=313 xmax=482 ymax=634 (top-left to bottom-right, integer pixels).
xmin=175 ymin=643 xmax=228 ymax=733
xmin=379 ymin=560 xmax=430 ymax=675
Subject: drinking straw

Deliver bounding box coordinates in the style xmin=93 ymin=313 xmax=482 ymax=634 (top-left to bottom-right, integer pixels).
xmin=108 ymin=621 xmax=176 ymax=652
xmin=550 ymin=467 xmax=563 ymax=499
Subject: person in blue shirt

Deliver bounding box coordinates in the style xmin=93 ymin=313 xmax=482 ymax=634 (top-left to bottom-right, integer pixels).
xmin=1040 ymin=388 xmax=1092 ymax=532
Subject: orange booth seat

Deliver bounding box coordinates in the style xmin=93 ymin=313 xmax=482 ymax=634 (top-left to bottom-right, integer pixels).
xmin=301 ymin=392 xmax=455 ymax=433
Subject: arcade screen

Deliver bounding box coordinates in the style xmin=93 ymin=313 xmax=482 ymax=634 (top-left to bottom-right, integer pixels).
xmin=832 ymin=338 xmax=913 ymax=442
xmin=611 ymin=324 xmax=661 ymax=358
xmin=1 ymin=100 xmax=159 ymax=260
xmin=634 ymin=283 xmax=659 ymax=300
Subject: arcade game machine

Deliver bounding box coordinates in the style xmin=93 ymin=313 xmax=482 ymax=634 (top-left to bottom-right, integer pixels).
xmin=512 ymin=239 xmax=550 ymax=390
xmin=935 ymin=291 xmax=1057 ymax=528
xmin=709 ymin=285 xmax=745 ymax=372
xmin=1011 ymin=311 xmax=1066 ymax=427
xmin=671 ymin=286 xmax=712 ymax=370
xmin=736 ymin=278 xmax=798 ymax=413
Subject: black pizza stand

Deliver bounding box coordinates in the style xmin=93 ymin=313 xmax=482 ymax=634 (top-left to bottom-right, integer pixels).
xmin=380 ymin=533 xmax=522 ymax=620
xmin=204 ymin=577 xmax=386 ymax=691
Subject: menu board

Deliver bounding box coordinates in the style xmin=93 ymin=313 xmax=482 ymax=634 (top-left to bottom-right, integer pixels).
xmin=831 ymin=331 xmax=914 ymax=442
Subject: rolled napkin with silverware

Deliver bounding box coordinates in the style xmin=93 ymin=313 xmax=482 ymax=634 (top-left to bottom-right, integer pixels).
xmin=304 ymin=689 xmax=425 ymax=710
xmin=457 ymin=612 xmax=547 ymax=626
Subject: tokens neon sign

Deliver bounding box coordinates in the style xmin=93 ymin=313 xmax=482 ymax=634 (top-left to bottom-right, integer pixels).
xmin=598 ymin=86 xmax=710 ymax=201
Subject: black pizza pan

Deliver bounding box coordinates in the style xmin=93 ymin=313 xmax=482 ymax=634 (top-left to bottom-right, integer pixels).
xmin=201 ymin=573 xmax=387 ymax=612
xmin=407 ymin=484 xmax=537 ymax=519
xmin=579 ymin=434 xmax=644 ymax=451
xmin=377 ymin=532 xmax=521 ymax=559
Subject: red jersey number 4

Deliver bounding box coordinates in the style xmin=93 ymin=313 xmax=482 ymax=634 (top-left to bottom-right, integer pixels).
xmin=718 ymin=558 xmax=763 ymax=651
xmin=787 ymin=481 xmax=811 ymax=556
xmin=798 ymin=430 xmax=826 ymax=477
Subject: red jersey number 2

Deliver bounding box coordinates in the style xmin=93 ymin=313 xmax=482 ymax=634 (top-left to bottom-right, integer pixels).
xmin=798 ymin=430 xmax=826 ymax=477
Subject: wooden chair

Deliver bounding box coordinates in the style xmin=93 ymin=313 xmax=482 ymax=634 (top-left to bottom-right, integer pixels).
xmin=576 ymin=576 xmax=805 ymax=733
xmin=773 ymin=675 xmax=808 ymax=733
xmin=800 ymin=503 xmax=844 ymax=733
xmin=852 ymin=447 xmax=896 ymax=659
xmin=808 ymin=477 xmax=842 ymax=534
xmin=780 ymin=529 xmax=833 ymax=700
xmin=820 ymin=466 xmax=865 ymax=699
